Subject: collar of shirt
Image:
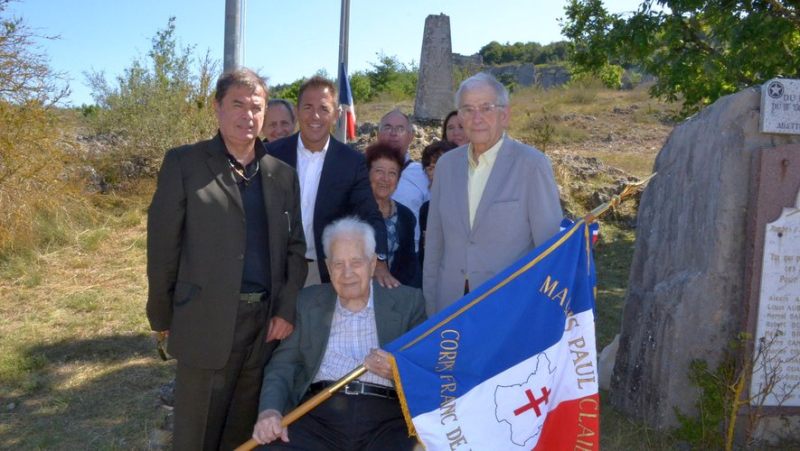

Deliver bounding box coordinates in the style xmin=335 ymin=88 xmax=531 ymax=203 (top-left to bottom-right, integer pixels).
xmin=220 ymin=134 xmax=266 ymax=171
xmin=298 ymin=134 xmax=330 ymax=161
xmin=335 ymin=281 xmax=374 ymax=316
xmin=468 ymin=132 xmax=505 ymax=170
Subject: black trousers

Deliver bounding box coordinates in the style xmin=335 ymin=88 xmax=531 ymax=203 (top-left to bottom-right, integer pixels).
xmin=173 ymin=300 xmax=276 ymax=451
xmin=261 ymin=391 xmax=416 ymax=451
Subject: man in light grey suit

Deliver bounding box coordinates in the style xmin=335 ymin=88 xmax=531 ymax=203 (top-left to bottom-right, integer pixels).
xmin=251 ymin=217 xmax=425 ymax=450
xmin=423 ymin=72 xmax=563 ymax=315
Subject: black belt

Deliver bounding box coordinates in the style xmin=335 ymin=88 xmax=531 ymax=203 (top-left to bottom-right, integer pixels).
xmin=239 ymin=292 xmax=268 ymax=303
xmin=308 ymin=380 xmax=398 ymax=400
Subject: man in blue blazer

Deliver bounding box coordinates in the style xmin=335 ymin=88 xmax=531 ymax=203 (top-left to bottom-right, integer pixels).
xmin=266 ymin=76 xmax=398 ymax=288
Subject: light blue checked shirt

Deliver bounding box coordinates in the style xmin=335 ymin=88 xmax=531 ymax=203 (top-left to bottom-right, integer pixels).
xmin=313 ymin=282 xmax=393 ymax=387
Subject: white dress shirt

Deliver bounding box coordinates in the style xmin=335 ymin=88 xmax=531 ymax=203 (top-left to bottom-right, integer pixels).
xmin=392 ymin=154 xmax=430 ymax=251
xmin=297 ymin=137 xmax=329 ymax=260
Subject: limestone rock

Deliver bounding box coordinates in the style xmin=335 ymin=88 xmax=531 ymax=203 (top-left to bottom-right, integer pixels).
xmin=609 ymin=87 xmax=800 ymax=429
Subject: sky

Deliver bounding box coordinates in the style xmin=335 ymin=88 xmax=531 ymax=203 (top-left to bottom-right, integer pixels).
xmin=9 ymin=0 xmax=645 ymax=106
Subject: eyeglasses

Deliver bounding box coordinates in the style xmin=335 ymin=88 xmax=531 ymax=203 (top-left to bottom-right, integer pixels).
xmin=380 ymin=125 xmax=407 ymax=135
xmin=458 ymin=104 xmax=506 ymax=118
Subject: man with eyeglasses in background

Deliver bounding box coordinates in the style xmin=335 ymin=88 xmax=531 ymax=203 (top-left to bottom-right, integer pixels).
xmin=423 ymin=72 xmax=564 ymax=315
xmin=376 ymin=109 xmax=429 ymax=287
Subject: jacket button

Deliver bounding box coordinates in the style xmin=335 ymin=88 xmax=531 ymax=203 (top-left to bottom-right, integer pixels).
xmin=237 ymin=254 xmax=244 ymax=260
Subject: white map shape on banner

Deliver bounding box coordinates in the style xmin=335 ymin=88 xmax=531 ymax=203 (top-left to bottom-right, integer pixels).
xmin=494 ymin=353 xmax=556 ymax=446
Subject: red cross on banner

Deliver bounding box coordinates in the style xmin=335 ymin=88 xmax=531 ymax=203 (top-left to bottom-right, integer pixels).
xmin=514 ymin=387 xmax=552 ymax=417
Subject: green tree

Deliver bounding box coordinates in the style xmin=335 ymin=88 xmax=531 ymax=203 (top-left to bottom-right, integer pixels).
xmin=479 ymin=41 xmax=504 ymax=65
xmin=366 ymin=52 xmax=417 ymax=101
xmin=536 ymin=41 xmax=570 ymax=64
xmin=561 ymin=0 xmax=800 ymax=117
xmin=85 ymin=17 xmax=218 ymax=178
xmin=348 ymin=71 xmax=372 ymax=103
xmin=270 ymin=78 xmax=304 ymax=105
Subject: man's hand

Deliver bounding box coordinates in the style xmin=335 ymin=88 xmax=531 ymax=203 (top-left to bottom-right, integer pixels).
xmin=266 ymin=317 xmax=294 ymax=343
xmin=252 ymin=409 xmax=289 ymax=444
xmin=373 ymin=261 xmax=400 ymax=288
xmin=364 ymin=348 xmax=393 ymax=380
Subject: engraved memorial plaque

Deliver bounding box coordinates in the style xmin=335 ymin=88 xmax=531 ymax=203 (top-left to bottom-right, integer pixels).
xmin=760 ymin=78 xmax=800 ymax=135
xmin=750 ymin=189 xmax=800 ymax=407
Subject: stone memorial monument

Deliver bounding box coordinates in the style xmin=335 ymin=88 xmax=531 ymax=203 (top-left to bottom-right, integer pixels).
xmin=610 ymin=79 xmax=800 ymax=442
xmin=414 ymin=14 xmax=455 ymax=121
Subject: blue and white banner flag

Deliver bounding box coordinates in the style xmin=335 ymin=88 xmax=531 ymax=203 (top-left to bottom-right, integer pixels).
xmin=386 ymin=219 xmax=600 ymax=450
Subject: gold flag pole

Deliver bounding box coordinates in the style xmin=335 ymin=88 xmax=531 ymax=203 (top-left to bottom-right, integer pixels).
xmin=583 ymin=173 xmax=656 ymax=224
xmin=235 ymin=173 xmax=656 ymax=451
xmin=234 ymin=365 xmax=368 ymax=451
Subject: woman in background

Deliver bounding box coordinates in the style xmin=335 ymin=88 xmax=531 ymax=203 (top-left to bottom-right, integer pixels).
xmin=365 ymin=142 xmax=418 ymax=286
xmin=441 ymin=110 xmax=468 ymax=147
xmin=418 ymin=140 xmax=457 ymax=266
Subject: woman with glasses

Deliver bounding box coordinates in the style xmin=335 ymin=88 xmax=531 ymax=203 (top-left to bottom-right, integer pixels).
xmin=365 ymin=142 xmax=418 ymax=286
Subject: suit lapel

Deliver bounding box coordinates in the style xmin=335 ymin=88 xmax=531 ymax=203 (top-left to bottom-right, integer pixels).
xmin=265 ymin=133 xmax=300 ymax=169
xmin=472 ymin=140 xmax=515 ymax=232
xmin=260 ymin=155 xmax=281 ymax=286
xmin=315 ymin=136 xmax=338 ymax=219
xmin=373 ymin=285 xmax=402 ymax=347
xmin=205 ymin=136 xmax=244 ymax=214
xmin=454 ymin=149 xmax=472 ymax=235
xmin=308 ymin=287 xmax=337 ymax=374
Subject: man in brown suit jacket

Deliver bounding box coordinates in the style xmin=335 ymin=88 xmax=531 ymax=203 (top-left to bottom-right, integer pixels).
xmin=146 ymin=67 xmax=307 ymax=450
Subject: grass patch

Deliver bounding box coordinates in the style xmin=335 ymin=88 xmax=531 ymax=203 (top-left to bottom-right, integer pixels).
xmin=0 ymin=197 xmax=168 ymax=449
xmin=77 ymin=228 xmax=112 ymax=252
xmin=592 ymin=223 xmax=636 ymax=350
xmin=600 ymin=391 xmax=679 ymax=449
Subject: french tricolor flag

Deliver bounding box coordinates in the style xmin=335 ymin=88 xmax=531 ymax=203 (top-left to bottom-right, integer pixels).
xmin=338 ymin=62 xmax=356 ymax=141
xmin=385 ymin=220 xmax=600 ymax=450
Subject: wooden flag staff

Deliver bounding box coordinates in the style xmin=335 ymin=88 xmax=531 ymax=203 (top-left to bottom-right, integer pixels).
xmin=234 ymin=173 xmax=656 ymax=451
xmin=234 ymin=365 xmax=367 ymax=451
xmin=583 ymin=173 xmax=656 ymax=224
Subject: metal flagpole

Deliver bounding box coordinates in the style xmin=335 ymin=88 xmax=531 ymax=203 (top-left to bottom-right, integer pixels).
xmin=335 ymin=0 xmax=351 ymax=142
xmin=240 ymin=0 xmax=246 ymax=65
xmin=223 ymin=0 xmax=241 ymax=71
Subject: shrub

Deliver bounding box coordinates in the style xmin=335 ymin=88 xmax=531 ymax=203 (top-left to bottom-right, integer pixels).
xmin=0 ymin=1 xmax=91 ymax=259
xmin=84 ymin=17 xmax=218 ymax=182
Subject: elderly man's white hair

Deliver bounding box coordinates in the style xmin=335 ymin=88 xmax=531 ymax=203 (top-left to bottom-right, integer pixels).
xmin=455 ymin=72 xmax=510 ymax=108
xmin=322 ymin=216 xmax=377 ymax=260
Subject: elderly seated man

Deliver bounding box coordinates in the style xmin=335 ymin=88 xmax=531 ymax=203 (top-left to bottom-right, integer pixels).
xmin=252 ymin=216 xmax=426 ymax=450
